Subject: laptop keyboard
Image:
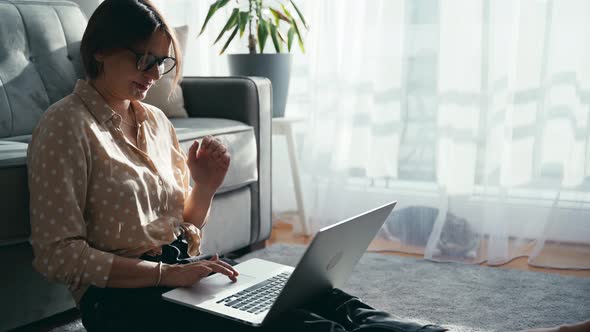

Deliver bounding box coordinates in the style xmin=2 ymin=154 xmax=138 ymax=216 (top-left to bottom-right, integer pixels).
xmin=216 ymin=271 xmax=291 ymax=315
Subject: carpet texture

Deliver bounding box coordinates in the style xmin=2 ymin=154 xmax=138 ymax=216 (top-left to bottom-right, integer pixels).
xmin=237 ymin=244 xmax=590 ymax=332
xmin=47 ymin=244 xmax=590 ymax=332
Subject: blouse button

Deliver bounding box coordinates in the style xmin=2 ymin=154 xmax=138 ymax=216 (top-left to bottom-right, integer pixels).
xmin=158 ymin=179 xmax=163 ymax=186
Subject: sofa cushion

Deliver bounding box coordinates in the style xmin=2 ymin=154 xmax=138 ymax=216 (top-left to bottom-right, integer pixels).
xmin=0 ymin=141 xmax=27 ymax=168
xmin=0 ymin=0 xmax=86 ymax=138
xmin=0 ymin=242 xmax=75 ymax=331
xmin=0 ymin=134 xmax=31 ymax=143
xmin=170 ymin=117 xmax=258 ymax=194
xmin=0 ymin=142 xmax=29 ymax=246
xmin=202 ymin=186 xmax=252 ymax=255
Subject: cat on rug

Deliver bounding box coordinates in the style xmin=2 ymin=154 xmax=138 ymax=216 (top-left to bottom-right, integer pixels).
xmin=384 ymin=206 xmax=478 ymax=259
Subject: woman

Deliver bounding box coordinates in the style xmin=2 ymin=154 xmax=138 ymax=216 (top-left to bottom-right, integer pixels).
xmin=26 ymin=0 xmax=241 ymax=329
xmin=26 ymin=0 xmax=447 ymax=331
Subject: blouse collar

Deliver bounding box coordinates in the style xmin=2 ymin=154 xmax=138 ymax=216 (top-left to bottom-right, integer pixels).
xmin=73 ymin=79 xmax=148 ymax=127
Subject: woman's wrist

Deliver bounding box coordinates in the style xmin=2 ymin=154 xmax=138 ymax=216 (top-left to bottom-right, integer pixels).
xmin=155 ymin=261 xmax=163 ymax=287
xmin=183 ymin=186 xmax=215 ymax=229
xmin=192 ymin=184 xmax=216 ymax=200
xmin=158 ymin=263 xmax=174 ymax=287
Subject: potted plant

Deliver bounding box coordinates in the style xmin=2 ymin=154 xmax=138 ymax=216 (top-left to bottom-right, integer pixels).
xmin=199 ymin=0 xmax=308 ymax=117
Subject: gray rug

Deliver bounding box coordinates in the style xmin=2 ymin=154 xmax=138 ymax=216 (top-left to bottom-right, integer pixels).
xmin=48 ymin=244 xmax=590 ymax=332
xmin=237 ymin=244 xmax=590 ymax=332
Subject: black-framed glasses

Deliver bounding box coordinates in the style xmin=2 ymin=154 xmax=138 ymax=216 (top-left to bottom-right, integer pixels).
xmin=125 ymin=48 xmax=177 ymax=76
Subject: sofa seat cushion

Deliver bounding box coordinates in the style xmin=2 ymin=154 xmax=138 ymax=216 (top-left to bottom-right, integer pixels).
xmin=0 ymin=135 xmax=31 ymax=144
xmin=0 ymin=141 xmax=29 ymax=246
xmin=169 ymin=117 xmax=258 ymax=194
xmin=0 ymin=141 xmax=27 ymax=168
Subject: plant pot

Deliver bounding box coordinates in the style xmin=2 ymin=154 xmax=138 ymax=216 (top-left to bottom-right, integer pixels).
xmin=228 ymin=54 xmax=292 ymax=118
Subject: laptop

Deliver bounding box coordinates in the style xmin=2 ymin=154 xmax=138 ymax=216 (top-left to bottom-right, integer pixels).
xmin=162 ymin=201 xmax=396 ymax=326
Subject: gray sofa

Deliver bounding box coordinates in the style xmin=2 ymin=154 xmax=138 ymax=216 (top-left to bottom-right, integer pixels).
xmin=0 ymin=0 xmax=272 ymax=330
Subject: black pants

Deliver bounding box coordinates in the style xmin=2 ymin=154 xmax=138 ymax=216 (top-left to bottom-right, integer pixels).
xmin=80 ymin=236 xmax=446 ymax=332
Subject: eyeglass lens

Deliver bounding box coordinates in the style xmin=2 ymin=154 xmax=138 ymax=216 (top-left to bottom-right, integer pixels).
xmin=137 ymin=55 xmax=176 ymax=75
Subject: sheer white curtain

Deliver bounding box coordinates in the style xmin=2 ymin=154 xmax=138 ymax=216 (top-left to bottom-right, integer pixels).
xmin=155 ymin=0 xmax=590 ymax=269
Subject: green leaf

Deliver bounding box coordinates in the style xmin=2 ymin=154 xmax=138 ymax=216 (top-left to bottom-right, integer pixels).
xmin=238 ymin=11 xmax=249 ymax=38
xmin=290 ymin=0 xmax=308 ymax=29
xmin=269 ymin=22 xmax=282 ymax=53
xmin=291 ymin=20 xmax=305 ymax=53
xmin=282 ymin=3 xmax=306 ymax=52
xmin=220 ymin=25 xmax=239 ymax=55
xmin=287 ymin=26 xmax=295 ymax=52
xmin=199 ymin=0 xmax=231 ymax=37
xmin=257 ymin=19 xmax=269 ymax=53
xmin=214 ymin=8 xmax=239 ymax=44
xmin=277 ymin=29 xmax=287 ymax=43
xmin=269 ymin=7 xmax=291 ymax=23
xmin=270 ymin=9 xmax=280 ymax=25
xmin=281 ymin=4 xmax=293 ymax=20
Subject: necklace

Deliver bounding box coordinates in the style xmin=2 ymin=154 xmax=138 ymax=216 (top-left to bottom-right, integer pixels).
xmin=120 ymin=105 xmax=138 ymax=128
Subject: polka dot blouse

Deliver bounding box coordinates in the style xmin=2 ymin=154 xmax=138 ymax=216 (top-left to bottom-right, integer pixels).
xmin=26 ymin=79 xmax=202 ymax=305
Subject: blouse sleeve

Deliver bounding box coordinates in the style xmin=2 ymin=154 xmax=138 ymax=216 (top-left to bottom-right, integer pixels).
xmin=27 ymin=109 xmax=114 ymax=292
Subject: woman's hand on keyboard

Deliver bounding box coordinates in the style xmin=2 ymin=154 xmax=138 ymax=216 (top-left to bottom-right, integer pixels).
xmin=160 ymin=254 xmax=239 ymax=287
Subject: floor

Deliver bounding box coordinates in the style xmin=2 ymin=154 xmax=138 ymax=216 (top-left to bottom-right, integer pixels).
xmin=12 ymin=220 xmax=590 ymax=331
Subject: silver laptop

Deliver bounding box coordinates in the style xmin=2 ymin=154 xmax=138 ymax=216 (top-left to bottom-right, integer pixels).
xmin=162 ymin=201 xmax=396 ymax=326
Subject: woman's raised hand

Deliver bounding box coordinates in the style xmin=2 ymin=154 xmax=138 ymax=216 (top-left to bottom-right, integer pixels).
xmin=186 ymin=135 xmax=230 ymax=194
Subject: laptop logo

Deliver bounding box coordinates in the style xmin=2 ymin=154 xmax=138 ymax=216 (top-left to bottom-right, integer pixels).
xmin=326 ymin=251 xmax=343 ymax=271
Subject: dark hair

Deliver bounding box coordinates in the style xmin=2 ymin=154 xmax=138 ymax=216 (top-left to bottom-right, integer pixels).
xmin=80 ymin=0 xmax=182 ymax=87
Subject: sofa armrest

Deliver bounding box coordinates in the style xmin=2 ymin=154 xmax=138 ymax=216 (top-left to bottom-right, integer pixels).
xmin=180 ymin=76 xmax=272 ymax=244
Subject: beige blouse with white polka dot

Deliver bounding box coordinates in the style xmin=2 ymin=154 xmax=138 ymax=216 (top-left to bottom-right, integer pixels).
xmin=27 ymin=79 xmax=202 ymax=306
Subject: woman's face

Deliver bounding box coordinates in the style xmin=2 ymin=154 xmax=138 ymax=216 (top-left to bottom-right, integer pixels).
xmin=94 ymin=30 xmax=172 ymax=101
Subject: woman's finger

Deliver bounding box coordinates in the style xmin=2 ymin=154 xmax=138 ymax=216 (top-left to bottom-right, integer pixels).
xmin=221 ymin=153 xmax=231 ymax=168
xmin=212 ymin=148 xmax=224 ymax=161
xmin=209 ymin=259 xmax=239 ymax=276
xmin=191 ymin=265 xmax=213 ymax=280
xmin=208 ymin=140 xmax=225 ymax=156
xmin=201 ymin=136 xmax=212 ymax=151
xmin=201 ymin=261 xmax=238 ymax=281
xmin=207 ymin=254 xmax=240 ymax=277
xmin=205 ymin=261 xmax=237 ymax=277
xmin=187 ymin=140 xmax=199 ymax=163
